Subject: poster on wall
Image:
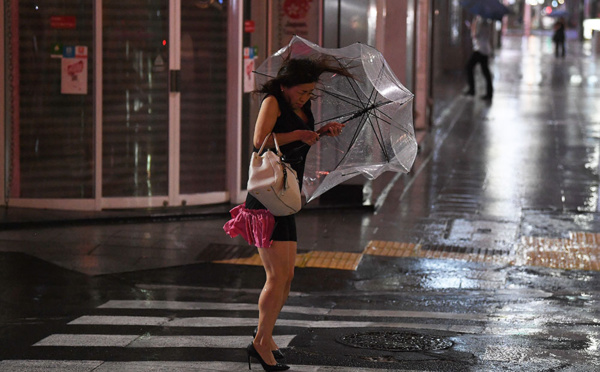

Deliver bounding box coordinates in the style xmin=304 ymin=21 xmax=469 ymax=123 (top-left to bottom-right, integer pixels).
xmin=243 ymin=47 xmax=258 ymax=93
xmin=271 ymin=0 xmax=320 ymax=51
xmin=61 ymin=45 xmax=88 ymax=95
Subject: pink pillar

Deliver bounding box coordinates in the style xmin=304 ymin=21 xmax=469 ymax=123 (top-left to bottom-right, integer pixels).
xmin=10 ymin=0 xmax=20 ymax=198
xmin=524 ymin=3 xmax=531 ymax=36
xmin=414 ymin=0 xmax=431 ymax=131
xmin=378 ymin=1 xmax=408 ymax=84
xmin=502 ymin=0 xmax=509 ymax=36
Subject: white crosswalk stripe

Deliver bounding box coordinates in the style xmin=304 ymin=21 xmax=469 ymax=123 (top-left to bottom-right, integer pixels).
xmin=99 ymin=300 xmax=489 ymax=320
xmin=8 ymin=299 xmax=484 ymax=371
xmin=67 ymin=315 xmax=484 ymax=334
xmin=0 ymin=360 xmax=428 ymax=372
xmin=34 ymin=334 xmax=296 ymax=349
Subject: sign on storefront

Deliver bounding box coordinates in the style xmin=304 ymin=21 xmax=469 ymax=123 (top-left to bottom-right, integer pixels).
xmin=244 ymin=20 xmax=256 ymax=33
xmin=50 ymin=15 xmax=76 ymax=29
xmin=243 ymin=46 xmax=258 ymax=93
xmin=61 ymin=46 xmax=88 ymax=95
xmin=271 ymin=0 xmax=320 ymax=49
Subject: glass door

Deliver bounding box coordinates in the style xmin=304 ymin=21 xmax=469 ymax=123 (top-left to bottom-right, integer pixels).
xmin=101 ymin=0 xmax=170 ymax=207
xmin=7 ymin=0 xmax=95 ymax=204
xmin=6 ymin=0 xmax=230 ymax=210
xmin=101 ymin=0 xmax=229 ymax=208
xmin=178 ymin=0 xmax=228 ymax=203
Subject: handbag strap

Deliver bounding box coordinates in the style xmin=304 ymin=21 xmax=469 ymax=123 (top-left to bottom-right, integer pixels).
xmin=257 ymin=133 xmax=282 ymax=156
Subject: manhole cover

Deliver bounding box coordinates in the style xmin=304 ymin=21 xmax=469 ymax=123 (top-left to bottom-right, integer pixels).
xmin=336 ymin=331 xmax=453 ymax=352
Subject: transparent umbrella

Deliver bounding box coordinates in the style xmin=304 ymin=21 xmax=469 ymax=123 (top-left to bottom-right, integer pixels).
xmin=254 ymin=36 xmax=417 ymax=203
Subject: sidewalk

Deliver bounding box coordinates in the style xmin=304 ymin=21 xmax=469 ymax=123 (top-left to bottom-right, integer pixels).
xmin=0 ymin=193 xmax=378 ymax=229
xmin=0 ymin=142 xmax=425 ymax=230
xmin=0 ymin=203 xmax=233 ymax=229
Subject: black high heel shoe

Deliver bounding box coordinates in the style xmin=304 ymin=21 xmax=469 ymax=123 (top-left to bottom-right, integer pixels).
xmin=246 ymin=343 xmax=290 ymax=371
xmin=253 ymin=327 xmax=285 ymax=360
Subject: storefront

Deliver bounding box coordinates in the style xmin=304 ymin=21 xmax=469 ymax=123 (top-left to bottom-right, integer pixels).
xmin=1 ymin=0 xmax=428 ymax=211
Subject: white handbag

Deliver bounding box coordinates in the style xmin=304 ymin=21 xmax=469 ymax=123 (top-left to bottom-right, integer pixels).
xmin=247 ymin=133 xmax=302 ymax=216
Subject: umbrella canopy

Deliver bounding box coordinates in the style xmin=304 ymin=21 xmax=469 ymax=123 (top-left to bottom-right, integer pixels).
xmin=254 ymin=36 xmax=417 ymax=203
xmin=546 ymin=9 xmax=568 ymax=18
xmin=460 ymin=0 xmax=511 ymax=21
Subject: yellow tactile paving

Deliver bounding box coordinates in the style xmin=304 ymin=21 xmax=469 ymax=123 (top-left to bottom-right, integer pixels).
xmin=366 ymin=232 xmax=600 ymax=271
xmin=215 ymin=231 xmax=600 ymax=271
xmin=516 ymin=235 xmax=600 ymax=271
xmin=301 ymin=251 xmax=363 ymax=270
xmin=214 ymin=253 xmax=264 ymax=267
xmin=214 ymin=250 xmax=363 ymax=271
xmin=364 ymin=241 xmax=419 ymax=257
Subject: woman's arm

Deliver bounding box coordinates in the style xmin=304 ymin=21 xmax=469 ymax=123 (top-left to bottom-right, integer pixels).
xmin=253 ymin=96 xmax=279 ymax=148
xmin=253 ymin=96 xmax=319 ymax=148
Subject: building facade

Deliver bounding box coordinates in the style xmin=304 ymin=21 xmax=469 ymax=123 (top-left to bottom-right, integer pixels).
xmin=1 ymin=0 xmax=474 ymax=211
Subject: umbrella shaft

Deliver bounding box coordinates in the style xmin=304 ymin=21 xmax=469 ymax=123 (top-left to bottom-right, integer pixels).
xmin=342 ymin=103 xmax=383 ymax=123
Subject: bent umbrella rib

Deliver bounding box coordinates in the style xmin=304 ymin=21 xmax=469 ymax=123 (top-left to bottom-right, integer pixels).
xmin=315 ymin=99 xmax=395 ymax=126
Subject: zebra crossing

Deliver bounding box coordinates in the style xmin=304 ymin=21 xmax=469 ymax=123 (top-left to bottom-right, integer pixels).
xmin=0 ymin=360 xmax=428 ymax=372
xmin=0 ymin=295 xmax=491 ymax=371
xmin=2 ymin=290 xmax=598 ymax=371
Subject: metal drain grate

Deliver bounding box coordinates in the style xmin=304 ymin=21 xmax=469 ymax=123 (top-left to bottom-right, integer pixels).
xmin=336 ymin=331 xmax=453 ymax=352
xmin=421 ymin=244 xmax=510 ymax=256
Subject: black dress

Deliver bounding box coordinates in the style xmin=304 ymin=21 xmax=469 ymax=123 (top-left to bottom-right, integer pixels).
xmin=245 ymin=93 xmax=314 ymax=242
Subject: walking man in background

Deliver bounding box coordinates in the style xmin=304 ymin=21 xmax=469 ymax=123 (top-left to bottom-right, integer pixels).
xmin=465 ymin=16 xmax=494 ymax=101
xmin=552 ymin=18 xmax=566 ymax=58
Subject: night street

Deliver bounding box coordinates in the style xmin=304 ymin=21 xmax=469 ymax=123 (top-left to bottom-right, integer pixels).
xmin=1 ymin=34 xmax=600 ymax=371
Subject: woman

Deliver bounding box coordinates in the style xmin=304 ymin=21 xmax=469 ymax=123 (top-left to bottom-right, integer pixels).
xmin=227 ymin=57 xmax=352 ymax=371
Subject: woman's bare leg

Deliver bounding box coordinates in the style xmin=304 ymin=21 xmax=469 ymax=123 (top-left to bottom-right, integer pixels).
xmin=254 ymin=241 xmax=295 ymax=365
xmin=279 ymin=241 xmax=297 ymax=310
xmin=270 ymin=241 xmax=296 ymax=352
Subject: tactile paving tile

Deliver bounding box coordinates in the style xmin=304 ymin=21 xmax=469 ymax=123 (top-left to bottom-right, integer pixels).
xmin=213 ymin=231 xmax=600 ymax=271
xmin=363 ymin=241 xmax=418 ymax=257
xmin=364 ymin=240 xmax=511 ymax=265
xmin=214 ymin=253 xmax=264 ymax=266
xmin=366 ymin=231 xmax=600 ymax=271
xmin=299 ymin=251 xmax=363 ymax=270
xmin=214 ymin=251 xmax=363 ymax=271
xmin=516 ymin=233 xmax=600 ymax=271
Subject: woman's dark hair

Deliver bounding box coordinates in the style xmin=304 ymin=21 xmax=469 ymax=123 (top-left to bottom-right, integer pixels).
xmin=257 ymin=56 xmax=354 ymax=96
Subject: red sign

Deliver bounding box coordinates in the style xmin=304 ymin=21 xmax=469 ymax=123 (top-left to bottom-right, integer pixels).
xmin=75 ymin=46 xmax=88 ymax=58
xmin=50 ymin=16 xmax=76 ymax=29
xmin=244 ymin=20 xmax=256 ymax=33
xmin=283 ymin=0 xmax=311 ymax=19
xmin=67 ymin=60 xmax=84 ymax=75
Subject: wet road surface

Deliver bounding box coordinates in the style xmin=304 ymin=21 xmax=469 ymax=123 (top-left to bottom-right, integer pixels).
xmin=1 ymin=34 xmax=600 ymax=371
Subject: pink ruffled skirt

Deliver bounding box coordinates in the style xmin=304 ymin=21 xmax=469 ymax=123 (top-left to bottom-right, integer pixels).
xmin=223 ymin=203 xmax=275 ymax=248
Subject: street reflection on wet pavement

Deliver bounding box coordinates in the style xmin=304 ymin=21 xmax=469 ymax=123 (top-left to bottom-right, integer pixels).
xmin=1 ymin=35 xmax=600 ymax=371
